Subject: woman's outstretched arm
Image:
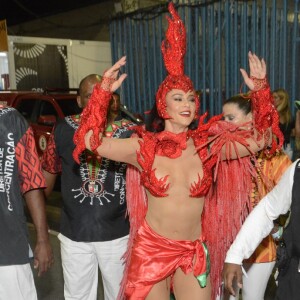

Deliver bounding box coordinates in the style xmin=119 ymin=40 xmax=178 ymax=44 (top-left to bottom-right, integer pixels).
xmin=208 ymin=52 xmax=279 ymax=160
xmin=84 ymin=130 xmax=140 ymax=167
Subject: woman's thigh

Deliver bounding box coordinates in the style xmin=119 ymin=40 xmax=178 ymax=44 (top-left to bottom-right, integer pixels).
xmin=173 ymin=268 xmax=211 ymax=300
xmin=146 ymin=277 xmax=171 ymax=300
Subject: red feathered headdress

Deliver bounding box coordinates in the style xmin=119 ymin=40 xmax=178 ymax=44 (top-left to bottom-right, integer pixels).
xmin=156 ymin=2 xmax=200 ymax=119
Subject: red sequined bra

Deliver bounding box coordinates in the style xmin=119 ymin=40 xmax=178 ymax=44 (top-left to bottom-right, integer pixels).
xmin=133 ymin=113 xmax=223 ymax=198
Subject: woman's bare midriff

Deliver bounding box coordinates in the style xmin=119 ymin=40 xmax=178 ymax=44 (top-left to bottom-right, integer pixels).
xmin=145 ymin=193 xmax=204 ymax=241
xmin=146 ymin=142 xmax=205 ymax=241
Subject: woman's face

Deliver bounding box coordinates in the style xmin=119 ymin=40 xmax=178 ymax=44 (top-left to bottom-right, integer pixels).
xmin=223 ymin=103 xmax=252 ymax=125
xmin=273 ymin=92 xmax=282 ymax=108
xmin=109 ymin=94 xmax=120 ymax=113
xmin=165 ymin=89 xmax=196 ymax=130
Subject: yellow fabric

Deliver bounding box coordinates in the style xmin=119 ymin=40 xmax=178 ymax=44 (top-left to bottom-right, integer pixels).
xmin=246 ymin=151 xmax=291 ymax=263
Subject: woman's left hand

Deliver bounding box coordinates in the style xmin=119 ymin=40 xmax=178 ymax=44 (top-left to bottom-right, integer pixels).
xmin=102 ymin=56 xmax=128 ymax=92
xmin=240 ymin=51 xmax=267 ymax=91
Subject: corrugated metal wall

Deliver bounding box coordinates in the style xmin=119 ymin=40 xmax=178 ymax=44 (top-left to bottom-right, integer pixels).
xmin=110 ymin=0 xmax=300 ymax=118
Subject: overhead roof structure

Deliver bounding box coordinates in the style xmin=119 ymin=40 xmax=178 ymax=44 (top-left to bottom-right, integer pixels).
xmin=1 ymin=0 xmax=107 ymax=26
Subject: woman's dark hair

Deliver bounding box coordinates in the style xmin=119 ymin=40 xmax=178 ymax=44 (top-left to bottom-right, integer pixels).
xmin=145 ymin=104 xmax=164 ymax=132
xmin=145 ymin=103 xmax=198 ymax=132
xmin=223 ymin=94 xmax=252 ymax=115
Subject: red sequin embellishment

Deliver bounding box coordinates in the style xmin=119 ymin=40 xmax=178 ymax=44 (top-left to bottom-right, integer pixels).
xmin=250 ymin=84 xmax=283 ymax=155
xmin=73 ymin=82 xmax=111 ymax=163
xmin=101 ymin=76 xmax=116 ymax=92
xmin=155 ymin=131 xmax=187 ymax=158
xmin=133 ymin=121 xmax=214 ymax=198
xmin=250 ymin=76 xmax=268 ymax=91
xmin=156 ymin=3 xmax=200 ymax=120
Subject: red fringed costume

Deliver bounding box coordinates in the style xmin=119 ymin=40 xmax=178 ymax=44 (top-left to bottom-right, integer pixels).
xmin=72 ymin=2 xmax=283 ymax=300
xmin=202 ymin=80 xmax=283 ymax=299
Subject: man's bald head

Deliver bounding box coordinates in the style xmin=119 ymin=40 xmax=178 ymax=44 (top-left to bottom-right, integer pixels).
xmin=77 ymin=74 xmax=102 ymax=109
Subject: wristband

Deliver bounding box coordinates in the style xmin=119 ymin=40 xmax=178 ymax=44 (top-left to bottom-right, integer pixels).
xmin=250 ymin=76 xmax=268 ymax=91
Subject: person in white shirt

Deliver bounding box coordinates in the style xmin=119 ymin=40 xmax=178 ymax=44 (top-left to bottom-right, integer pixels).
xmin=223 ymin=159 xmax=300 ymax=299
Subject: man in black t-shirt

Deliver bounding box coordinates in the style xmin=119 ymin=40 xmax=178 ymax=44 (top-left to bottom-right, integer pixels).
xmin=42 ymin=74 xmax=134 ymax=300
xmin=0 ymin=105 xmax=53 ymax=299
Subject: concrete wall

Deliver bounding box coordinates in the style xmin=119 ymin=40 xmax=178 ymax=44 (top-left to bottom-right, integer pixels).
xmin=7 ymin=35 xmax=111 ymax=89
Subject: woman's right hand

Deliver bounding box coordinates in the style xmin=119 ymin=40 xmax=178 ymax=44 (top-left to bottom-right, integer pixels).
xmin=240 ymin=51 xmax=267 ymax=91
xmin=102 ymin=56 xmax=128 ymax=92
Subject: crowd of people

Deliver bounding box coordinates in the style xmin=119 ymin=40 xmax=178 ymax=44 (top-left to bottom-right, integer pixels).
xmin=2 ymin=2 xmax=300 ymax=300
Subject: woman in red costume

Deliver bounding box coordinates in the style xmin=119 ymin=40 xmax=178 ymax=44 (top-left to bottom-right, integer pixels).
xmin=72 ymin=3 xmax=282 ymax=299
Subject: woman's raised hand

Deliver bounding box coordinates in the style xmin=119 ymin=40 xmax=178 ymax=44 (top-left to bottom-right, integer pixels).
xmin=240 ymin=51 xmax=267 ymax=91
xmin=102 ymin=56 xmax=128 ymax=92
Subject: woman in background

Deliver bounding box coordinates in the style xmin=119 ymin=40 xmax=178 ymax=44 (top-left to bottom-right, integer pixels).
xmin=220 ymin=94 xmax=291 ymax=300
xmin=273 ymin=88 xmax=295 ymax=159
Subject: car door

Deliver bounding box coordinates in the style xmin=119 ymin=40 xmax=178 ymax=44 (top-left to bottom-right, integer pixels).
xmin=13 ymin=94 xmax=63 ymax=157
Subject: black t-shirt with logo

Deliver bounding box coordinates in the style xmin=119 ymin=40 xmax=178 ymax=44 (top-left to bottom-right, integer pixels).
xmin=43 ymin=115 xmax=133 ymax=242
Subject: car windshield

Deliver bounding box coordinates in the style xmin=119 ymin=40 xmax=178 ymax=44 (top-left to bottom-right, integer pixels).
xmin=56 ymin=97 xmax=82 ymax=116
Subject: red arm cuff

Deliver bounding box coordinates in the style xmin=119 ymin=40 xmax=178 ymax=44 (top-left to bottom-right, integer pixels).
xmin=73 ymin=83 xmax=112 ymax=163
